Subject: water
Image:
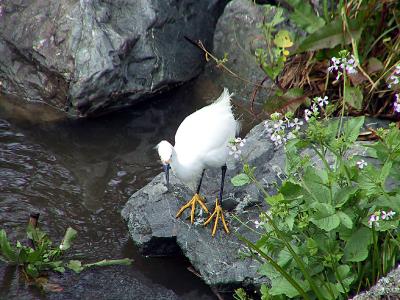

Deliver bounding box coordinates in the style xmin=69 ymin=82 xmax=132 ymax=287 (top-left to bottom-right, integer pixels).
xmin=0 ymin=81 xmax=246 ymax=299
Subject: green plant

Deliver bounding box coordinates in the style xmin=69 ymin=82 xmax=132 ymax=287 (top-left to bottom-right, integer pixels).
xmin=285 ymin=0 xmax=399 ymax=115
xmin=232 ymin=109 xmax=400 ymax=299
xmin=0 ymin=225 xmax=133 ymax=287
xmin=255 ymin=5 xmax=294 ymax=82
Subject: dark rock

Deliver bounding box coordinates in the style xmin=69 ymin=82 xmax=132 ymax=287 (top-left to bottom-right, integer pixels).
xmin=0 ymin=264 xmax=181 ymax=300
xmin=122 ymin=122 xmax=284 ymax=288
xmin=202 ymin=0 xmax=298 ymax=105
xmin=350 ymin=265 xmax=400 ymax=300
xmin=0 ymin=0 xmax=226 ymax=117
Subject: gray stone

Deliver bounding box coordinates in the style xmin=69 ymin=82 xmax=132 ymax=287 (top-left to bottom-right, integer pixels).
xmin=0 ymin=0 xmax=226 ymax=117
xmin=350 ymin=265 xmax=400 ymax=300
xmin=202 ymin=0 xmax=299 ymax=106
xmin=121 ymin=122 xmax=282 ymax=288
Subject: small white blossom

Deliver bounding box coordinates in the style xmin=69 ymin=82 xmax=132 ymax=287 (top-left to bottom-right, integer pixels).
xmin=394 ymin=94 xmax=400 ymax=113
xmin=368 ymin=214 xmax=380 ymax=227
xmin=356 ymin=159 xmax=368 ymax=169
xmin=288 ymin=118 xmax=304 ymax=130
xmin=235 ymin=137 xmax=246 ymax=147
xmin=311 ymin=103 xmax=319 ymax=113
xmin=229 ymin=137 xmax=246 ymax=159
xmin=254 ymin=220 xmax=265 ymax=229
xmin=304 ymin=109 xmax=312 ymax=122
xmin=328 ymin=54 xmax=358 ymax=80
xmin=316 ymin=96 xmax=329 ymax=107
xmin=381 ymin=210 xmax=396 ymax=220
xmin=388 ymin=65 xmax=400 ymax=88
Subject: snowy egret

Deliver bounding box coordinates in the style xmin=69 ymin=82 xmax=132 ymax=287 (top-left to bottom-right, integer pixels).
xmin=157 ymin=88 xmax=240 ymax=236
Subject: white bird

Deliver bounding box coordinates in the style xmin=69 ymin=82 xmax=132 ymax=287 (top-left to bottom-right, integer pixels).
xmin=156 ymin=88 xmax=240 ymax=236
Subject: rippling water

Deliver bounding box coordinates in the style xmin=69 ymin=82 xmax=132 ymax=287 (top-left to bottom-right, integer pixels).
xmin=0 ymin=81 xmax=235 ymax=299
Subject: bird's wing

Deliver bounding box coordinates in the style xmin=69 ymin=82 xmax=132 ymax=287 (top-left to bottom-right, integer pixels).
xmin=174 ymin=97 xmax=239 ymax=164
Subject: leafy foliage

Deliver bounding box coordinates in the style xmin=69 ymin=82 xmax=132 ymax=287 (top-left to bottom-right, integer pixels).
xmin=238 ymin=116 xmax=400 ymax=299
xmin=0 ymin=225 xmax=133 ymax=284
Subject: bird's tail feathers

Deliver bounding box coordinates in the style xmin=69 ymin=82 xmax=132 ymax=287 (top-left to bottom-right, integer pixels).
xmin=214 ymin=87 xmax=233 ymax=106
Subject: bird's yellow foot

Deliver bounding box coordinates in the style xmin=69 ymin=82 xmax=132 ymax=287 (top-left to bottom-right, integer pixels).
xmin=203 ymin=198 xmax=229 ymax=237
xmin=176 ymin=193 xmax=209 ymax=224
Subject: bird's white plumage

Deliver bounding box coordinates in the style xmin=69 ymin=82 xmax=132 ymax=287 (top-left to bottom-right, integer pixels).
xmin=157 ymin=88 xmax=240 ymax=190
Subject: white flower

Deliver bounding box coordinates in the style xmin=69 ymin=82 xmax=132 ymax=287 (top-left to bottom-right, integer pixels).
xmin=368 ymin=214 xmax=380 ymax=227
xmin=316 ymin=96 xmax=329 ymax=107
xmin=381 ymin=210 xmax=396 ymax=220
xmin=229 ymin=137 xmax=246 ymax=159
xmin=356 ymin=159 xmax=368 ymax=169
xmin=394 ymin=94 xmax=400 ymax=113
xmin=328 ymin=54 xmax=358 ymax=79
xmin=235 ymin=137 xmax=246 ymax=147
xmin=388 ymin=65 xmax=400 ymax=88
xmin=254 ymin=220 xmax=265 ymax=229
xmin=304 ymin=109 xmax=312 ymax=122
xmin=271 ymin=132 xmax=283 ymax=146
xmin=289 ymin=118 xmax=303 ymax=130
xmin=311 ymin=103 xmax=319 ymax=113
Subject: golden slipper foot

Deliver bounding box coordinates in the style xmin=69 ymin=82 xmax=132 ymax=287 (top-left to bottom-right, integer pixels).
xmin=203 ymin=198 xmax=229 ymax=237
xmin=175 ymin=193 xmax=209 ymax=224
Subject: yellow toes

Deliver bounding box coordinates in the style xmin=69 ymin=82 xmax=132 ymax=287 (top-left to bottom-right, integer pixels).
xmin=203 ymin=198 xmax=229 ymax=237
xmin=176 ymin=193 xmax=208 ymax=224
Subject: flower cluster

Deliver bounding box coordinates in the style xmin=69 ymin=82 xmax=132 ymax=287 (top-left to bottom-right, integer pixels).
xmin=393 ymin=94 xmax=400 ymax=113
xmin=328 ymin=52 xmax=358 ymax=80
xmin=388 ymin=65 xmax=400 ymax=89
xmin=265 ymin=112 xmax=303 ymax=147
xmin=229 ymin=137 xmax=246 ymax=159
xmin=304 ymin=96 xmax=330 ymax=122
xmin=368 ymin=210 xmax=396 ymax=227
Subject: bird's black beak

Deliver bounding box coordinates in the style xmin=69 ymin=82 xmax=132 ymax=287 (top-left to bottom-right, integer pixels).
xmin=163 ymin=163 xmax=170 ymax=188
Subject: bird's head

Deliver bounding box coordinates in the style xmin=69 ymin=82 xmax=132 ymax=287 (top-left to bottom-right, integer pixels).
xmin=156 ymin=140 xmax=173 ymax=187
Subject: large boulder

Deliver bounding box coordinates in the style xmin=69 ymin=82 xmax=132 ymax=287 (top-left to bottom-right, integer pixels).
xmin=202 ymin=0 xmax=299 ymax=106
xmin=0 ymin=0 xmax=226 ymax=117
xmin=121 ymin=122 xmax=284 ymax=288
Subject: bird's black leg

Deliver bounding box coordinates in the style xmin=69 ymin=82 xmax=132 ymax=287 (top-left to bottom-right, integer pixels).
xmin=218 ymin=165 xmax=227 ymax=202
xmin=204 ymin=165 xmax=229 ymax=236
xmin=196 ymin=169 xmax=206 ymax=194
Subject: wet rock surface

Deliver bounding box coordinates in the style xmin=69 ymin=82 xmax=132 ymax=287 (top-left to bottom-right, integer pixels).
xmin=122 ymin=122 xmax=283 ymax=288
xmin=0 ymin=0 xmax=226 ymax=117
xmin=203 ymin=0 xmax=299 ymax=105
xmin=351 ymin=265 xmax=400 ymax=300
xmin=0 ymin=264 xmax=181 ymax=300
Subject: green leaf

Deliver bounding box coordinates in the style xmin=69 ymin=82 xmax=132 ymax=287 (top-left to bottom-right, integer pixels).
xmin=343 ymin=227 xmax=372 ymax=262
xmin=380 ymin=161 xmax=392 ymax=183
xmin=342 ymin=116 xmax=365 ymax=144
xmin=274 ymin=30 xmax=293 ymax=48
xmin=231 ymin=173 xmax=251 ymax=187
xmin=26 ymin=264 xmax=39 ymax=278
xmin=59 ymin=227 xmax=77 ymax=251
xmin=0 ymin=230 xmax=17 ymax=263
xmin=285 ymin=0 xmax=325 ymax=33
xmin=270 ymin=276 xmax=310 ymax=298
xmin=84 ymin=258 xmax=133 ymax=269
xmin=296 ymin=19 xmax=363 ymax=53
xmin=67 ymin=260 xmax=84 ymax=273
xmin=337 ymin=211 xmax=353 ymax=229
xmin=265 ymin=193 xmax=284 ymax=206
xmin=311 ymin=212 xmax=340 ymax=232
xmin=333 ymin=186 xmax=357 ymax=208
xmin=302 ymin=167 xmax=330 ymax=204
xmin=344 ymin=84 xmax=363 ymax=110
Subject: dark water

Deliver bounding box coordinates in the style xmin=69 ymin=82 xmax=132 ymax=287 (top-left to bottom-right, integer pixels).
xmin=0 ymin=81 xmax=249 ymax=299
